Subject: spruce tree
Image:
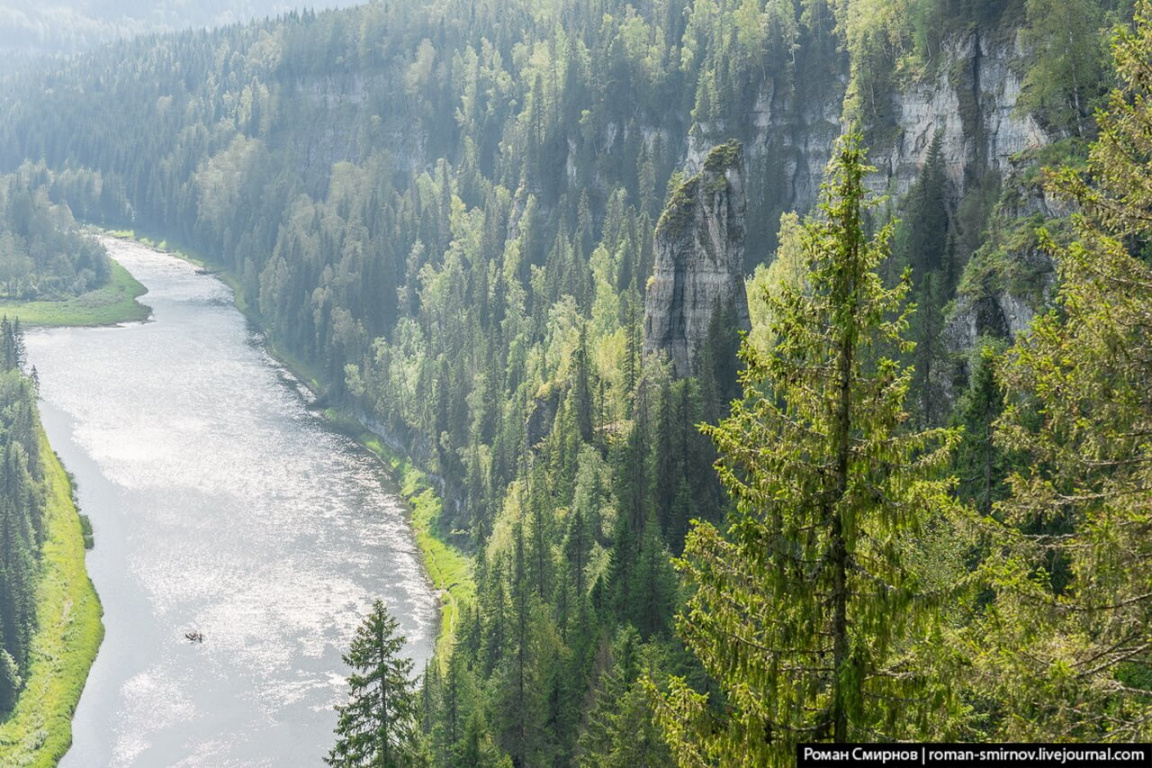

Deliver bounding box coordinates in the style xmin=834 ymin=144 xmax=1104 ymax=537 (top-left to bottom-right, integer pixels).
xmin=0 ymin=648 xmax=20 ymax=714
xmin=579 ymin=629 xmax=672 ymax=768
xmin=952 ymin=341 xmax=1008 ymax=517
xmin=899 ymin=134 xmax=950 ymax=427
xmin=573 ymin=323 xmax=594 ymax=444
xmin=654 ymin=132 xmax=965 ymax=763
xmin=630 ymin=508 xmax=677 ymax=640
xmin=977 ymin=1 xmax=1152 ymax=739
xmin=326 ymin=600 xmax=419 ymax=768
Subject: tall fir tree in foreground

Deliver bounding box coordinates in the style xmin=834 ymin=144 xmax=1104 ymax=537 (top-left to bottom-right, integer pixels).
xmin=654 ymin=132 xmax=968 ymax=764
xmin=327 ymin=600 xmax=419 ymax=768
xmin=975 ymin=0 xmax=1152 ymax=739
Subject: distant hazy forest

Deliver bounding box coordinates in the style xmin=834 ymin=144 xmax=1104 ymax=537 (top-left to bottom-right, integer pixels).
xmin=0 ymin=0 xmax=362 ymax=55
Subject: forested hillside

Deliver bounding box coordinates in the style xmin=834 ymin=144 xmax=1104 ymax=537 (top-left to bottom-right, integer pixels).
xmin=0 ymin=0 xmax=362 ymax=56
xmin=0 ymin=320 xmax=49 ymax=713
xmin=0 ymin=0 xmax=1147 ymax=763
xmin=0 ymin=168 xmax=112 ymax=300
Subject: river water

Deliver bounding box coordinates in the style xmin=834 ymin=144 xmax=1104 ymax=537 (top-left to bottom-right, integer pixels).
xmin=27 ymin=238 xmax=437 ymax=767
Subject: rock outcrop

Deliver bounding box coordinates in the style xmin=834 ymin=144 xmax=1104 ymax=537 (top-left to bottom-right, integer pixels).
xmin=941 ymin=161 xmax=1061 ymax=367
xmin=868 ymin=29 xmax=1047 ymax=199
xmin=945 ymin=289 xmax=1039 ymax=353
xmin=683 ymin=27 xmax=1051 ymax=270
xmin=684 ymin=77 xmax=843 ymax=257
xmin=643 ymin=141 xmax=751 ymax=378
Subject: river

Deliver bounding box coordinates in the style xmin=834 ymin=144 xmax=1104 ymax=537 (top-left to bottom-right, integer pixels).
xmin=26 ymin=238 xmax=437 ymax=767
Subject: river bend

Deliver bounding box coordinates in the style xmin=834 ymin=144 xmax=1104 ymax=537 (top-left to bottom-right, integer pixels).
xmin=27 ymin=238 xmax=436 ymax=767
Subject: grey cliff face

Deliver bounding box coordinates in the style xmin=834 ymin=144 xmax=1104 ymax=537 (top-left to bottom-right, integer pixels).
xmin=643 ymin=141 xmax=752 ymax=378
xmin=867 ymin=29 xmax=1047 ymax=200
xmin=683 ymin=28 xmax=1050 ymax=265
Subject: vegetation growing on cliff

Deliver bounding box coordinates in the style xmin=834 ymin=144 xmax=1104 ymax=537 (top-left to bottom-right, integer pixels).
xmin=655 ymin=140 xmax=742 ymax=241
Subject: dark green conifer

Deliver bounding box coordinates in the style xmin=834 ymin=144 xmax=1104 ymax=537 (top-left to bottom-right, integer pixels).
xmin=326 ymin=600 xmax=419 ymax=768
xmin=656 ymin=132 xmax=966 ymax=761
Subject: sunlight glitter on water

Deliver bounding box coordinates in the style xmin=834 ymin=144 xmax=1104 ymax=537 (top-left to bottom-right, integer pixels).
xmin=29 ymin=238 xmax=437 ymax=768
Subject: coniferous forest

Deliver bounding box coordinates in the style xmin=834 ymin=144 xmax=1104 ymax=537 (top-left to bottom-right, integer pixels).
xmin=2 ymin=0 xmax=1152 ymax=764
xmin=0 ymin=318 xmax=51 ymax=713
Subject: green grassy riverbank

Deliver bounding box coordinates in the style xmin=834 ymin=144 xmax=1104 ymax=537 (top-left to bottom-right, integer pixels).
xmin=0 ymin=259 xmax=149 ymax=327
xmin=325 ymin=412 xmax=475 ymax=664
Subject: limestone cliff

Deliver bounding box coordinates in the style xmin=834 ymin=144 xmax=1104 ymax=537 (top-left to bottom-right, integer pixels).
xmin=868 ymin=29 xmax=1047 ymax=199
xmin=643 ymin=141 xmax=751 ymax=378
xmin=674 ymin=25 xmax=1059 ymax=390
xmin=941 ymin=158 xmax=1065 ymax=365
xmin=685 ymin=27 xmax=1051 ymax=269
